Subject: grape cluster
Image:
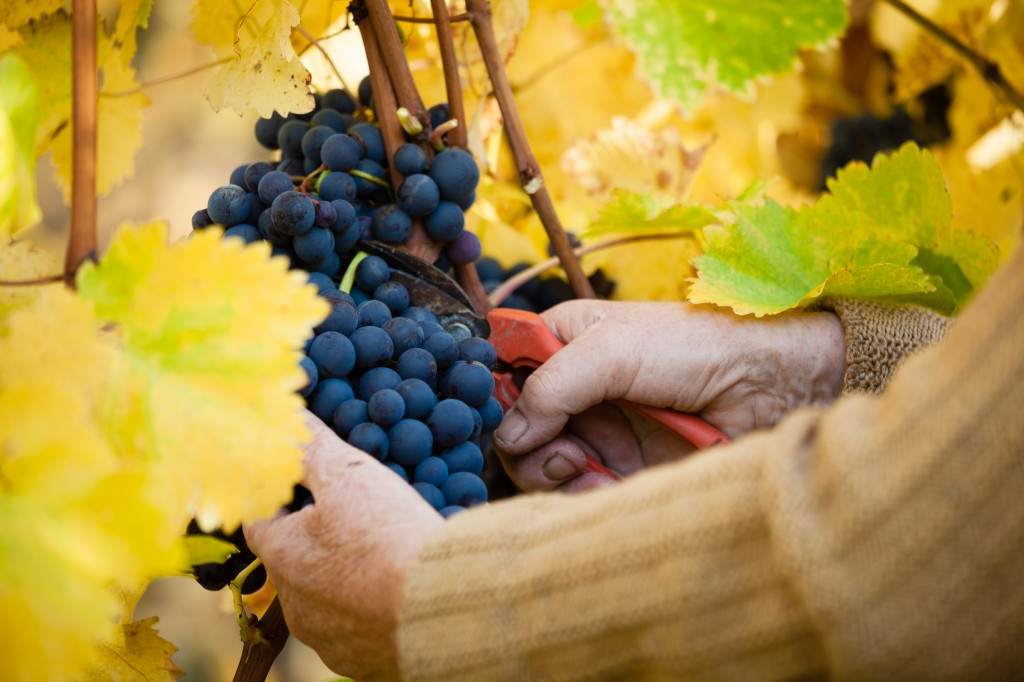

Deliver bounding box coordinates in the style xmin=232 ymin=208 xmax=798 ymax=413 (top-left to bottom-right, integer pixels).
xmin=299 ymin=254 xmax=499 ymax=516
xmin=186 ymin=82 xmax=500 ymax=591
xmin=476 ymin=256 xmax=616 ymax=312
xmin=185 ymin=519 xmax=268 ymax=594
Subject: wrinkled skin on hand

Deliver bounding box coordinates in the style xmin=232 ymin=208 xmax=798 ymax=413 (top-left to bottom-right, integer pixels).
xmin=246 ymin=415 xmax=443 ymax=681
xmin=494 ymin=300 xmax=845 ymax=492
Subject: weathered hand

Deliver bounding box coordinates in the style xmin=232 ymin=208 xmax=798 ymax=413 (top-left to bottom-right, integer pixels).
xmin=245 ymin=414 xmax=443 ymax=681
xmin=494 ymin=300 xmax=845 ymax=491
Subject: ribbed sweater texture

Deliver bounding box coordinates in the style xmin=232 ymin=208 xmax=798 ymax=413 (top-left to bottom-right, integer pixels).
xmin=398 ymin=250 xmax=1024 ymax=680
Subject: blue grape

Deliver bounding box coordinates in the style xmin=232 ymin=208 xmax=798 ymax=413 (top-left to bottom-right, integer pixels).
xmin=333 ymin=219 xmax=361 ymax=254
xmin=387 ymin=419 xmax=434 ymax=467
xmin=314 ymin=300 xmax=358 ymax=336
xmin=355 ymin=256 xmax=390 ymax=292
xmin=444 ymin=360 xmax=494 ymax=407
xmin=371 ymin=204 xmax=413 ymax=244
xmin=348 ymin=422 xmax=388 ymax=460
xmin=303 ymin=157 xmax=321 ymax=174
xmin=396 ymin=347 xmax=438 ymax=386
xmin=428 ymin=148 xmax=479 ymax=201
xmin=350 ymin=326 xmax=394 ymax=369
xmin=308 ymin=378 xmax=355 ymax=422
xmin=397 ymin=174 xmax=440 ymax=218
xmin=468 ymin=406 xmax=483 ymax=440
xmin=270 ymin=191 xmax=315 ymax=236
xmin=301 ymin=125 xmax=335 ymax=165
xmin=441 ymin=472 xmax=488 ymax=507
xmin=422 ymin=333 xmax=459 ymax=370
xmin=357 ymin=76 xmax=374 ymax=107
xmin=414 ymin=457 xmax=449 ymax=487
xmin=314 ymin=199 xmax=337 ymax=228
xmin=244 ymin=193 xmax=265 ymax=226
xmin=475 ymin=256 xmax=503 ymax=282
xmin=384 ymin=461 xmax=409 ymax=482
xmin=401 ymin=306 xmax=439 ymax=325
xmin=207 ymin=185 xmax=252 ymax=227
xmin=277 ymin=120 xmax=309 ymax=157
xmin=456 ymin=190 xmax=476 ymax=211
xmin=439 ymin=441 xmax=484 ymax=475
xmin=368 ymin=389 xmax=406 ymax=427
xmin=393 ymin=143 xmax=427 ymax=175
xmin=394 ymin=378 xmax=437 ymax=420
xmin=445 ymin=230 xmax=482 ymax=265
xmin=307 ymin=251 xmax=341 ymax=278
xmin=419 ymin=320 xmax=445 ymax=338
xmin=318 ymin=172 xmax=358 ymax=203
xmin=307 ymin=271 xmax=336 ymax=294
xmin=192 ymin=209 xmax=213 ymax=230
xmin=332 ymin=398 xmax=368 ymax=438
xmin=229 ymin=164 xmax=248 ymax=187
xmin=223 ymin=223 xmax=261 ymax=244
xmin=424 ymin=201 xmax=464 ymax=242
xmin=348 ymin=122 xmax=386 ymax=164
xmin=381 ymin=317 xmax=423 ymax=355
xmin=351 ymin=159 xmax=388 ymax=199
xmin=294 ymin=226 xmax=335 ymax=263
xmin=412 ymin=482 xmax=446 ymax=511
xmin=329 ymin=199 xmax=356 ymax=232
xmin=427 ymin=102 xmax=450 ymax=130
xmin=308 ymin=331 xmax=356 ymax=379
xmin=477 ymin=396 xmax=503 ymax=433
xmin=321 ymin=134 xmax=363 ymax=172
xmin=439 ymin=505 xmax=466 ymax=518
xmin=255 ymin=113 xmax=286 ymax=149
xmin=373 ymin=281 xmax=410 ymax=315
xmin=298 ymin=355 xmax=318 ymax=397
xmin=458 ymin=337 xmax=497 ymax=370
xmin=438 ymin=360 xmax=465 ymax=395
xmin=276 ymin=156 xmax=304 ymax=176
xmin=427 ymin=399 xmax=475 ymax=448
xmin=257 ymin=170 xmax=294 ymax=205
xmin=243 ymin=162 xmax=275 ymax=193
xmin=310 ymin=108 xmax=349 ymax=133
xmin=356 ymin=299 xmax=392 ymax=327
xmin=356 ymin=366 xmax=402 ymax=401
xmin=323 ymin=88 xmax=357 ymax=114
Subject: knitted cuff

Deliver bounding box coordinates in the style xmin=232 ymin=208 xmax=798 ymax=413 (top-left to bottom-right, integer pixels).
xmin=813 ymin=298 xmax=954 ymax=394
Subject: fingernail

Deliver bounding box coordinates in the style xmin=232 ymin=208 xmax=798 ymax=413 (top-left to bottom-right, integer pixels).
xmin=495 ymin=407 xmax=528 ymax=446
xmin=542 ymin=452 xmax=577 ymax=480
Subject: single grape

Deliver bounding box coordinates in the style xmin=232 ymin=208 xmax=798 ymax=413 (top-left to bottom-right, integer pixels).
xmin=385 ymin=461 xmax=409 ymax=482
xmin=243 ymin=162 xmax=275 ymax=193
xmin=356 ymin=299 xmax=392 ymax=328
xmin=277 ymin=120 xmax=309 ymax=158
xmin=414 ymin=457 xmax=449 ymax=487
xmin=301 ymin=125 xmax=335 ymax=165
xmin=348 ymin=422 xmax=389 ymax=460
xmin=207 ymin=185 xmax=252 ymax=227
xmin=255 ymin=112 xmax=286 ymax=149
xmin=321 ymin=134 xmax=363 ymax=172
xmin=350 ymin=159 xmax=388 ymax=199
xmin=445 ymin=360 xmax=494 ymax=407
xmin=318 ymin=171 xmax=358 ymax=203
xmin=270 ymin=191 xmax=316 ymax=236
xmin=428 ymin=148 xmax=479 ymax=202
xmin=441 ymin=471 xmax=488 ymax=507
xmin=387 ymin=419 xmax=434 ymax=467
xmin=257 ymin=170 xmax=294 ymax=205
xmin=356 ymin=366 xmax=402 ymax=401
xmin=477 ymin=396 xmax=503 ymax=434
xmin=355 ymin=256 xmax=390 ymax=292
xmin=397 ymin=174 xmax=440 ymax=218
xmin=309 ymin=332 xmax=357 ymax=380
xmin=422 ymin=332 xmax=459 ymax=369
xmin=401 ymin=306 xmax=439 ymax=325
xmin=394 ymin=378 xmax=437 ymax=420
xmin=427 ymin=399 xmax=475 ymax=448
xmin=307 ymin=271 xmax=336 ymax=294
xmin=223 ymin=224 xmax=261 ymax=244
xmin=427 ymin=102 xmax=450 ymax=130
xmin=395 ymin=347 xmax=439 ymax=386
xmin=412 ymin=481 xmax=446 ymax=511
xmin=357 ymin=76 xmax=374 ymax=108
xmin=445 ymin=230 xmax=482 ymax=265
xmin=298 ymin=355 xmax=318 ymax=397
xmin=371 ymin=204 xmax=413 ymax=244
xmin=348 ymin=122 xmax=386 ymax=165
xmin=314 ymin=199 xmax=337 ymax=229
xmin=439 ymin=441 xmax=484 ymax=475
xmin=418 ymin=320 xmax=445 ymax=337
xmin=294 ymin=226 xmax=335 ymax=263
xmin=440 ymin=505 xmax=466 ymax=518
xmin=229 ymin=164 xmax=248 ymax=187
xmin=381 ymin=316 xmax=423 ymax=355
xmin=308 ymin=378 xmax=355 ymax=422
xmin=350 ymin=326 xmax=394 ymax=369
xmin=424 ymin=201 xmax=464 ymax=242
xmin=332 ymin=398 xmax=368 ymax=438
xmin=393 ymin=143 xmax=427 ymax=175
xmin=374 ymin=281 xmax=410 ymax=315
xmin=314 ymin=300 xmax=358 ymax=336
xmin=458 ymin=337 xmax=497 ymax=370
xmin=323 ymin=88 xmax=357 ymax=114
xmin=368 ymin=389 xmax=406 ymax=427
xmin=192 ymin=209 xmax=213 ymax=230
xmin=310 ymin=108 xmax=349 ymax=133
xmin=307 ymin=251 xmax=341 ymax=278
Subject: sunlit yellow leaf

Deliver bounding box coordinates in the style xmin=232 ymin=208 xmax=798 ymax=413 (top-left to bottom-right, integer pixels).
xmin=0 ymin=0 xmax=63 ymax=31
xmin=81 ymin=617 xmax=183 ymax=682
xmin=0 ymin=54 xmax=41 ymax=238
xmin=76 ymin=222 xmax=329 ymax=530
xmin=181 ymin=535 xmax=239 ymax=566
xmin=13 ymin=12 xmax=72 ymax=153
xmin=0 ymin=238 xmax=59 ymax=324
xmin=0 ymin=22 xmax=21 ymax=50
xmin=199 ymin=0 xmax=314 ymax=117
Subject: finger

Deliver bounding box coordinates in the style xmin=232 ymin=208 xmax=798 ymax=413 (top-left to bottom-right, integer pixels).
xmin=494 ymin=323 xmax=642 ymax=454
xmin=540 ymin=299 xmax=618 ymax=344
xmin=497 ymin=436 xmax=593 ymax=492
xmin=244 ymin=505 xmax=310 ymax=559
xmin=299 ymin=410 xmax=381 ymax=499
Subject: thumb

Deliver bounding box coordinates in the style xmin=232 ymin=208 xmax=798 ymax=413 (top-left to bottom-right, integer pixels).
xmin=494 ymin=305 xmax=637 ymax=454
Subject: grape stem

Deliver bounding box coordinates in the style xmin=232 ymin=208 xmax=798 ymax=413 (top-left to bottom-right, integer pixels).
xmin=231 ymin=597 xmax=290 ymax=682
xmin=363 ymin=0 xmax=428 ymax=124
xmin=430 ymin=0 xmax=469 ymax=149
xmin=299 ymin=164 xmax=327 ymax=194
xmin=67 ymin=0 xmax=99 ymax=286
xmin=882 ymin=0 xmax=1024 ymax=113
xmin=429 ymin=119 xmax=460 ymax=150
xmin=394 ymin=12 xmax=470 ymax=24
xmin=487 ymin=232 xmax=694 ymax=307
xmin=465 ymin=0 xmax=596 ymax=299
xmin=0 ymin=273 xmax=66 ymax=287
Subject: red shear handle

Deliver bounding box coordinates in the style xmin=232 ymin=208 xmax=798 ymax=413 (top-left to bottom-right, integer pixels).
xmin=615 ymin=400 xmax=729 ymax=449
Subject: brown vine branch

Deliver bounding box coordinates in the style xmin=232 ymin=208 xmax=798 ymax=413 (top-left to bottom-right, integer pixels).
xmin=883 ymin=0 xmax=1024 ymax=113
xmin=455 ymin=262 xmax=491 ymax=314
xmin=488 ymin=233 xmax=691 ymax=307
xmin=0 ymin=273 xmax=67 ymax=287
xmin=466 ymin=0 xmax=595 ymax=299
xmin=231 ymin=597 xmax=290 ymax=682
xmin=393 ymin=12 xmax=470 ymax=24
xmin=363 ymin=0 xmax=427 ymax=122
xmin=67 ymin=0 xmax=99 ymax=286
xmin=430 ymin=0 xmax=468 ymax=149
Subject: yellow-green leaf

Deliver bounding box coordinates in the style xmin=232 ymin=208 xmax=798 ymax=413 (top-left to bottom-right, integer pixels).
xmin=181 ymin=534 xmax=239 ymax=566
xmin=582 ymin=190 xmax=716 ymax=238
xmin=0 ymin=0 xmax=63 ymax=31
xmin=81 ymin=617 xmax=183 ymax=682
xmin=200 ymin=0 xmax=314 ymax=117
xmin=0 ymin=53 xmax=41 ymax=237
xmin=0 ymin=238 xmax=60 ymax=325
xmin=688 ymin=144 xmax=998 ymax=316
xmin=76 ymin=222 xmax=329 ymax=531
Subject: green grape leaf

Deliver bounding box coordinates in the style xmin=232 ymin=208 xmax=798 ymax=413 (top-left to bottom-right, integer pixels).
xmin=601 ymin=0 xmax=848 ymax=110
xmin=583 ymin=191 xmax=716 ymax=238
xmin=76 ymin=222 xmax=329 ymax=531
xmin=688 ymin=143 xmax=999 ymax=316
xmin=181 ymin=535 xmax=239 ymax=567
xmin=0 ymin=54 xmax=41 ymax=238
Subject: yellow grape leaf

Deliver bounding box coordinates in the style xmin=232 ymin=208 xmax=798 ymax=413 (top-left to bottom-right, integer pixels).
xmin=0 ymin=0 xmax=63 ymax=30
xmin=76 ymin=222 xmax=329 ymax=530
xmin=582 ymin=191 xmax=717 ymax=238
xmin=0 ymin=238 xmax=60 ymax=323
xmin=199 ymin=0 xmax=314 ymax=117
xmin=562 ymin=117 xmax=706 ymax=201
xmin=595 ymin=233 xmax=703 ymax=302
xmin=0 ymin=22 xmax=20 ymax=50
xmin=0 ymin=289 xmax=181 ymax=682
xmin=50 ymin=37 xmax=149 ymax=201
xmin=181 ymin=534 xmax=238 ymax=566
xmin=11 ymin=11 xmax=70 ymax=151
xmin=82 ymin=617 xmax=183 ymax=682
xmin=0 ymin=54 xmax=42 ymax=238
xmin=689 ymin=144 xmax=999 ymax=316
xmin=111 ymin=0 xmax=154 ymax=66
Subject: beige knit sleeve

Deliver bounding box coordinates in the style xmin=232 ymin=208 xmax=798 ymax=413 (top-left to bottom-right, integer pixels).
xmin=397 ymin=249 xmax=1024 ymax=680
xmin=814 ymin=298 xmax=954 ymax=393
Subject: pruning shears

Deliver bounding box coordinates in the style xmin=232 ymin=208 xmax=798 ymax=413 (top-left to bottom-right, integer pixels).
xmin=487 ymin=308 xmax=729 ymax=481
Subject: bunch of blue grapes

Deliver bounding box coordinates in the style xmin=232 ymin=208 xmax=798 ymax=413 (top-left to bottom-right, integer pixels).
xmin=299 ymin=254 xmax=500 ymax=516
xmin=186 ymin=81 xmax=498 ymax=591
